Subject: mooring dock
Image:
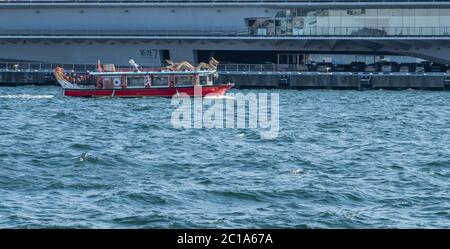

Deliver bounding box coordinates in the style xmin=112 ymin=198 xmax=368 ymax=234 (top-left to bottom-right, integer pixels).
xmin=1 ymin=62 xmax=450 ymax=90
xmin=216 ymin=71 xmax=450 ymax=90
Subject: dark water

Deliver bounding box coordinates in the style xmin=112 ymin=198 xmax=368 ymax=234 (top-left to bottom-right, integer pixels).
xmin=1 ymin=86 xmax=449 ymax=228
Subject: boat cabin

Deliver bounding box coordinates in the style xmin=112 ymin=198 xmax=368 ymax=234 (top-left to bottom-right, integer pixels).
xmin=92 ymin=64 xmax=215 ymax=89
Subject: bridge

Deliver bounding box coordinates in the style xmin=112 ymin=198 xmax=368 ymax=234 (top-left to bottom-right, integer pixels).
xmin=0 ymin=0 xmax=449 ymax=65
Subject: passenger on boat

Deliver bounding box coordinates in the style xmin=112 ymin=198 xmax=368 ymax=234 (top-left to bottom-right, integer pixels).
xmin=121 ymin=76 xmax=128 ymax=88
xmin=96 ymin=79 xmax=103 ymax=89
xmin=144 ymin=75 xmax=152 ymax=88
xmin=192 ymin=75 xmax=200 ymax=85
xmin=169 ymin=76 xmax=176 ymax=87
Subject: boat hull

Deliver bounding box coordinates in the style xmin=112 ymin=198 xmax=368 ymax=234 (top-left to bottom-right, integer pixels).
xmin=62 ymin=84 xmax=234 ymax=98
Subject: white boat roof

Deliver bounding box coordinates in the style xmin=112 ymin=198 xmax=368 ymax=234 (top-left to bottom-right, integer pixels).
xmin=89 ymin=70 xmax=216 ymax=76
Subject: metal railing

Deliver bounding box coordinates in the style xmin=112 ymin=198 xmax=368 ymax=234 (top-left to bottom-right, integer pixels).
xmin=1 ymin=62 xmax=448 ymax=75
xmin=219 ymin=64 xmax=283 ymax=71
xmin=0 ymin=62 xmax=162 ymax=72
xmin=218 ymin=63 xmax=450 ymax=75
xmin=0 ymin=62 xmax=330 ymax=72
xmin=0 ymin=62 xmax=93 ymax=72
xmin=1 ymin=26 xmax=449 ymax=37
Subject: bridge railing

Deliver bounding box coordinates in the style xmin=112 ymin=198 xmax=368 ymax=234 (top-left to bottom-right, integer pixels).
xmin=0 ymin=26 xmax=449 ymax=37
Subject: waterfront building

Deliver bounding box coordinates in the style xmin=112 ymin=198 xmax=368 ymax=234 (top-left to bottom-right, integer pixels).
xmin=0 ymin=0 xmax=449 ymax=66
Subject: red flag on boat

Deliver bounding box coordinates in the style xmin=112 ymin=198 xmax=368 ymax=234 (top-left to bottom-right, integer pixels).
xmin=96 ymin=60 xmax=103 ymax=88
xmin=97 ymin=60 xmax=102 ymax=72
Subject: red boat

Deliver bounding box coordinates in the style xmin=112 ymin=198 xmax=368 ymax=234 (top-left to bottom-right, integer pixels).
xmin=53 ymin=58 xmax=234 ymax=97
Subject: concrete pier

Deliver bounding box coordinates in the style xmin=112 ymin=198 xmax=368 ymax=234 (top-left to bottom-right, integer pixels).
xmin=217 ymin=72 xmax=450 ymax=91
xmin=0 ymin=71 xmax=56 ymax=86
xmin=2 ymin=70 xmax=450 ymax=91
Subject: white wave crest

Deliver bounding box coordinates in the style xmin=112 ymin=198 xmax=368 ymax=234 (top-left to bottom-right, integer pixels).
xmin=204 ymin=95 xmax=234 ymax=100
xmin=0 ymin=94 xmax=54 ymax=99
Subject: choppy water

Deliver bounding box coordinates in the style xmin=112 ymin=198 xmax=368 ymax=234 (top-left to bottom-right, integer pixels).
xmin=1 ymin=86 xmax=450 ymax=228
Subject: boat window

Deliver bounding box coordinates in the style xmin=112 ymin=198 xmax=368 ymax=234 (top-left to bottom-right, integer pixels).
xmin=152 ymin=77 xmax=169 ymax=87
xmin=127 ymin=77 xmax=145 ymax=87
xmin=103 ymin=78 xmax=113 ymax=89
xmin=200 ymin=76 xmax=208 ymax=85
xmin=176 ymin=76 xmax=195 ymax=87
